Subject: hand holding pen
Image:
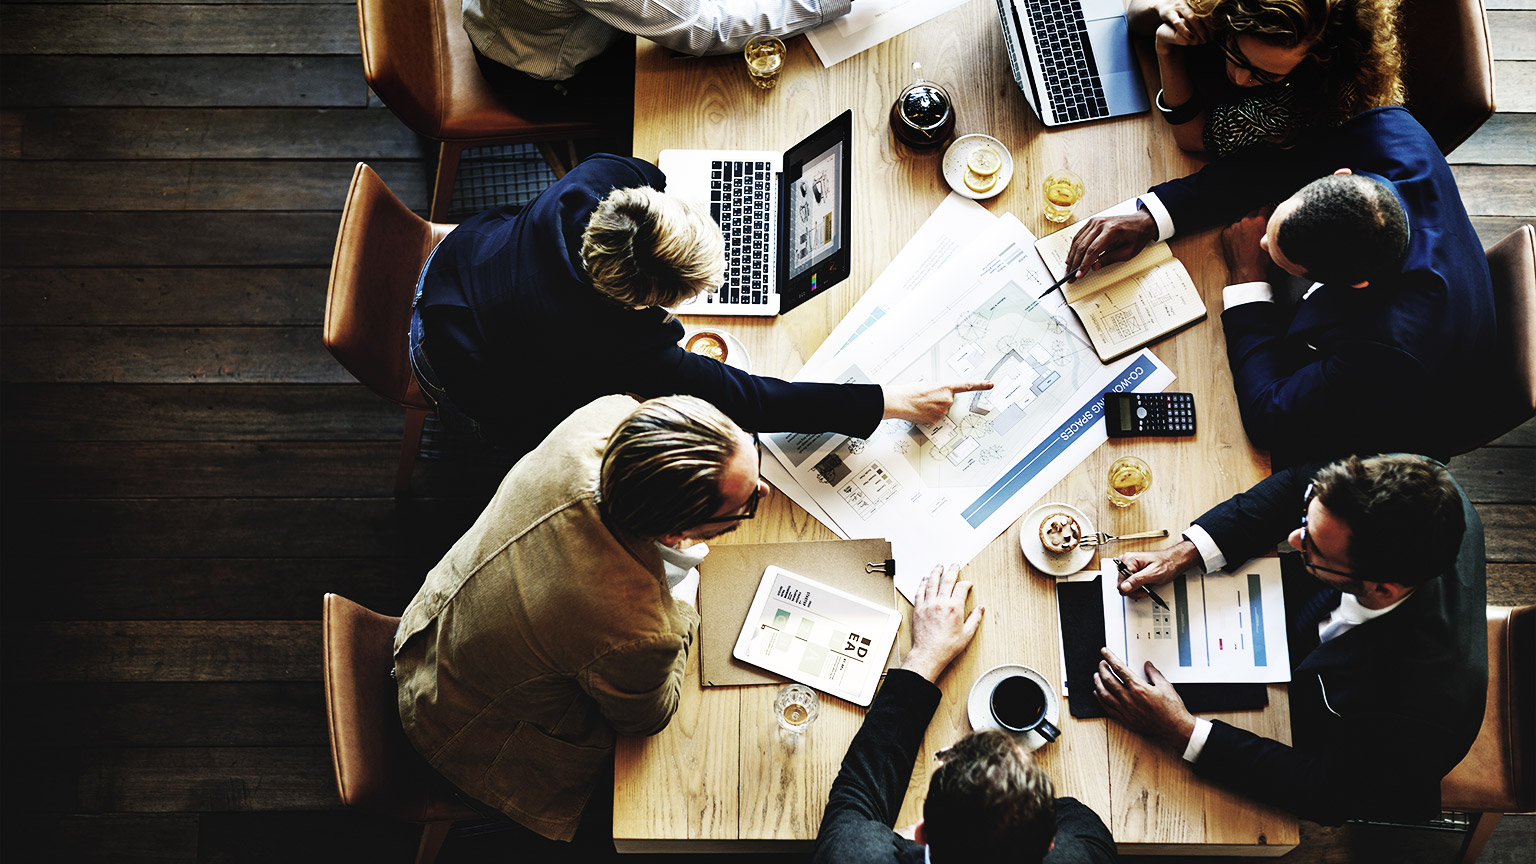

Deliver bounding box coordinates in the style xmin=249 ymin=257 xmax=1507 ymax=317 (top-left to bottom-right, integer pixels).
xmin=1115 ymin=557 xmax=1170 ymax=611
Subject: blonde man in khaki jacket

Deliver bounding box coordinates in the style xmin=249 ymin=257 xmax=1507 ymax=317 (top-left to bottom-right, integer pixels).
xmin=394 ymin=393 xmax=766 ymax=841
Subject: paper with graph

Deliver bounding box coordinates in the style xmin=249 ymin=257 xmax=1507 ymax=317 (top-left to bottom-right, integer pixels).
xmin=1101 ymin=557 xmax=1291 ymax=684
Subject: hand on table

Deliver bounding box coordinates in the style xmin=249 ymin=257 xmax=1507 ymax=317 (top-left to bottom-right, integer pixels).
xmin=901 ymin=564 xmax=984 ymax=683
xmin=1221 ymin=209 xmax=1277 ymax=284
xmin=883 ymin=381 xmax=993 ymax=425
xmin=1063 ymin=211 xmax=1158 ymax=281
xmin=1094 ymin=648 xmax=1196 ymax=751
xmin=1116 ymin=539 xmax=1201 ymax=596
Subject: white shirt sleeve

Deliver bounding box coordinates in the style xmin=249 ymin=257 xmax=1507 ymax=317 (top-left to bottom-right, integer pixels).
xmin=1181 ymin=526 xmax=1226 ymax=573
xmin=1221 ymin=281 xmax=1275 ymax=310
xmin=574 ymin=0 xmax=853 ymax=55
xmin=1182 ymin=717 xmax=1214 ymax=763
xmin=1136 ymin=192 xmax=1176 ymax=243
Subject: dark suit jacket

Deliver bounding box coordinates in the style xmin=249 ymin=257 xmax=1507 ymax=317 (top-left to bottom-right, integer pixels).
xmin=1149 ymin=107 xmax=1495 ymax=466
xmin=812 ymin=668 xmax=1117 ymax=864
xmin=1187 ymin=461 xmax=1488 ymax=824
xmin=416 ymin=154 xmax=883 ymax=451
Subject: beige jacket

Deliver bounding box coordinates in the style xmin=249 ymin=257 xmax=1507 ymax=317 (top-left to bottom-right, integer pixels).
xmin=394 ymin=395 xmax=700 ymax=840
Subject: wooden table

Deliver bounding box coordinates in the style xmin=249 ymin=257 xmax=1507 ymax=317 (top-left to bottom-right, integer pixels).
xmin=615 ymin=3 xmax=1297 ymax=854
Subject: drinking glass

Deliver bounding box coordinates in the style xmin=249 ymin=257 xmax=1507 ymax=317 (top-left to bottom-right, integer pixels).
xmin=1042 ymin=169 xmax=1085 ymax=223
xmin=774 ymin=683 xmax=820 ymax=732
xmin=744 ymin=36 xmax=786 ymax=90
xmin=1106 ymin=455 xmax=1152 ymax=507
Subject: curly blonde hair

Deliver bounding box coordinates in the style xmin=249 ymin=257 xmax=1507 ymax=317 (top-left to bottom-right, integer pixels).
xmin=581 ymin=186 xmax=725 ymax=309
xmin=1189 ymin=0 xmax=1405 ymax=121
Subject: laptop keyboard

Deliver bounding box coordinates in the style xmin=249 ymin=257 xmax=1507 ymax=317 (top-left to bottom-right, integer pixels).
xmin=708 ymin=160 xmax=772 ymax=306
xmin=1026 ymin=0 xmax=1109 ymax=122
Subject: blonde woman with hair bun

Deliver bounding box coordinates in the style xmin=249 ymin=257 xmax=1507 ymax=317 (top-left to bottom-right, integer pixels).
xmin=408 ymin=154 xmax=990 ymax=452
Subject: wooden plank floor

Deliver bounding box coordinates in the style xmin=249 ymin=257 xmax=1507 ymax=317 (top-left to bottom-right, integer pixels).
xmin=0 ymin=1 xmax=1531 ymax=861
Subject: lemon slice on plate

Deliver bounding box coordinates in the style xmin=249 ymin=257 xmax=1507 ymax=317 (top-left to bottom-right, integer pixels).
xmin=963 ymin=168 xmax=998 ymax=193
xmin=966 ymin=145 xmax=1002 ymax=177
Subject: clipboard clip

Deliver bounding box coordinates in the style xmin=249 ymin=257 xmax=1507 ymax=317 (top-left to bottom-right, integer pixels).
xmin=865 ymin=559 xmax=896 ymax=577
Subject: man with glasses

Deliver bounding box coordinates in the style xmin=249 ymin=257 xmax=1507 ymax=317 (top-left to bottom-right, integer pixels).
xmin=394 ymin=394 xmax=767 ymax=843
xmin=1091 ymin=454 xmax=1487 ymax=825
xmin=1062 ymin=105 xmax=1495 ymax=467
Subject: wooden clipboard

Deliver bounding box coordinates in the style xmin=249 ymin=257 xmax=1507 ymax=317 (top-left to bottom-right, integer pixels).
xmin=698 ymin=538 xmax=905 ymax=687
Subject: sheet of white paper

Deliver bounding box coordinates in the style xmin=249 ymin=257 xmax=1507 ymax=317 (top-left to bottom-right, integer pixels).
xmin=765 ymin=214 xmax=1175 ymax=602
xmin=805 ymin=0 xmax=975 ymax=67
xmin=812 ymin=193 xmax=998 ymax=368
xmin=1101 ymin=557 xmax=1291 ymax=684
xmin=762 ymin=447 xmax=849 ymax=538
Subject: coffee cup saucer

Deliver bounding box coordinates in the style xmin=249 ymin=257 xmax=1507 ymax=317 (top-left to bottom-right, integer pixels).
xmin=967 ymin=663 xmax=1061 ymax=753
xmin=680 ymin=327 xmax=751 ymax=372
xmin=1021 ymin=502 xmax=1096 ymax=577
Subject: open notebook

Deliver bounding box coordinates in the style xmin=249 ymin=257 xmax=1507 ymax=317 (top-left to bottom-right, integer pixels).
xmin=1036 ymin=217 xmax=1207 ymax=362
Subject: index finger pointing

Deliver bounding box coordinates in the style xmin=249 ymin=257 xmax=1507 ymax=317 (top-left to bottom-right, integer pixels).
xmin=946 ymin=381 xmax=994 ymax=394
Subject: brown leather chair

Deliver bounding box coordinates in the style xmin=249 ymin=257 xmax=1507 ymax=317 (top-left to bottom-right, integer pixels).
xmin=356 ymin=0 xmax=609 ymax=219
xmin=323 ymin=593 xmax=479 ymax=864
xmin=324 ymin=163 xmax=455 ymax=495
xmin=1447 ymin=224 xmax=1536 ymax=456
xmin=1399 ymin=0 xmax=1496 ymax=155
xmin=1441 ymin=605 xmax=1536 ymax=863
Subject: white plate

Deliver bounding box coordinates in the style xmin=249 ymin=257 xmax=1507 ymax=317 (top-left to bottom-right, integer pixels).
xmin=967 ymin=663 xmax=1062 ymax=752
xmin=680 ymin=327 xmax=751 ymax=372
xmin=942 ymin=134 xmax=1014 ymax=201
xmin=1020 ymin=502 xmax=1095 ymax=577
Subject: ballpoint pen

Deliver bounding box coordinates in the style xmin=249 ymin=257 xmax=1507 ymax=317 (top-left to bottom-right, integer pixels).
xmin=1114 ymin=558 xmax=1171 ymax=611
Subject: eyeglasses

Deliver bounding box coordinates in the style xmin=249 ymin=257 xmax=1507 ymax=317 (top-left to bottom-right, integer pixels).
xmin=1221 ymin=34 xmax=1296 ymax=87
xmin=695 ymin=432 xmax=763 ymax=525
xmin=1298 ymin=483 xmax=1354 ymax=579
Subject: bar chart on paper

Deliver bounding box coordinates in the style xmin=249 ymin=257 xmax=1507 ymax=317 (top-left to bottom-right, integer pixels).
xmin=1102 ymin=557 xmax=1291 ymax=684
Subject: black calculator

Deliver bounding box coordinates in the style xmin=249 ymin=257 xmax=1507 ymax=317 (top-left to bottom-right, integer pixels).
xmin=1105 ymin=392 xmax=1196 ymax=437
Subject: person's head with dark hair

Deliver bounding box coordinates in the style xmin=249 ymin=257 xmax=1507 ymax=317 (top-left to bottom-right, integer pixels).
xmin=597 ymin=395 xmax=766 ymax=544
xmin=1263 ymin=170 xmax=1410 ymax=287
xmin=919 ymin=730 xmax=1057 ymax=864
xmin=1298 ymin=454 xmax=1466 ymax=591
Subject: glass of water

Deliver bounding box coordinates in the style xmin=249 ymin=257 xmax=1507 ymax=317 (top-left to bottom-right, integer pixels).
xmin=774 ymin=683 xmax=820 ymax=732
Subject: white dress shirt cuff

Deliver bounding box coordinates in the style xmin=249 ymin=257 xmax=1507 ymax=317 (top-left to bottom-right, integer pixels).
xmin=1137 ymin=193 xmax=1175 ymax=243
xmin=1221 ymin=281 xmax=1274 ymax=310
xmin=1182 ymin=717 xmax=1214 ymax=763
xmin=1182 ymin=525 xmax=1226 ymax=573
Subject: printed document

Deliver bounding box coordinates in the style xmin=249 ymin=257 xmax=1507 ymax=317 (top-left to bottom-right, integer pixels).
xmin=806 ymin=0 xmax=974 ymax=66
xmin=1101 ymin=557 xmax=1291 ymax=684
xmin=733 ymin=565 xmax=901 ymax=706
xmin=764 ymin=213 xmax=1174 ymax=601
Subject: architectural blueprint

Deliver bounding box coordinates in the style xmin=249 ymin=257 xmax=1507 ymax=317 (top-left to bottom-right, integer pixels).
xmin=764 ymin=214 xmax=1174 ymax=600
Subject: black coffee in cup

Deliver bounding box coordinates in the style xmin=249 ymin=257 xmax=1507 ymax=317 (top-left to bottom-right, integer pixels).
xmin=990 ymin=675 xmax=1046 ymax=731
xmin=989 ymin=673 xmax=1060 ymax=741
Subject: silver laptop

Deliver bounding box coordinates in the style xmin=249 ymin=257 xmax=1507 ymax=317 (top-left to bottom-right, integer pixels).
xmin=658 ymin=111 xmax=853 ymax=317
xmin=995 ymin=0 xmax=1150 ymax=126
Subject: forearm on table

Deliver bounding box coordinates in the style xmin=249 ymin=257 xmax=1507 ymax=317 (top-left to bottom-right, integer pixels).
xmin=579 ymin=0 xmax=852 ymax=56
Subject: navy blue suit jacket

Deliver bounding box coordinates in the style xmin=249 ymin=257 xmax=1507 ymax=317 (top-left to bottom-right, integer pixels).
xmin=416 ymin=154 xmax=883 ymax=450
xmin=1150 ymin=107 xmax=1495 ymax=466
xmin=1187 ymin=461 xmax=1488 ymax=824
xmin=812 ymin=669 xmax=1117 ymax=864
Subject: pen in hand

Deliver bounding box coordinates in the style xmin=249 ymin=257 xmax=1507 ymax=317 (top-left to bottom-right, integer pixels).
xmin=1114 ymin=558 xmax=1171 ymax=611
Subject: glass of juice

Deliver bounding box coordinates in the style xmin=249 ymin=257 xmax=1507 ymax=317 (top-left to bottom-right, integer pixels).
xmin=1043 ymin=169 xmax=1085 ymax=223
xmin=1106 ymin=455 xmax=1152 ymax=507
xmin=744 ymin=36 xmax=786 ymax=90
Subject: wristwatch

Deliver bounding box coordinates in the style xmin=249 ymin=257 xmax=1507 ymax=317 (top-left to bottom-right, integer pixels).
xmin=1155 ymin=89 xmax=1201 ymax=125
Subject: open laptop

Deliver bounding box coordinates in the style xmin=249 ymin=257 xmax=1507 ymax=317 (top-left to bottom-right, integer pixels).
xmin=994 ymin=0 xmax=1150 ymax=126
xmin=658 ymin=110 xmax=853 ymax=317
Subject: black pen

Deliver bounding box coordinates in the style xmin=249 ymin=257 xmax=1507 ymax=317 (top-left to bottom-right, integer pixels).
xmin=1037 ymin=268 xmax=1076 ymax=299
xmin=1114 ymin=558 xmax=1171 ymax=611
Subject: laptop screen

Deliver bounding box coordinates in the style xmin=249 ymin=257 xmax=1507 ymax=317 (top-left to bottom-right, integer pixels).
xmin=779 ymin=110 xmax=853 ymax=315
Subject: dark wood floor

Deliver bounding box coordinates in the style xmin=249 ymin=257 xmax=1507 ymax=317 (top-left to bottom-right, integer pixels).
xmin=0 ymin=0 xmax=1532 ymax=861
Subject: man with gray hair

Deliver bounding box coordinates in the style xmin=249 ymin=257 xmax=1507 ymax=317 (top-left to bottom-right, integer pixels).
xmin=1062 ymin=106 xmax=1495 ymax=467
xmin=394 ymin=393 xmax=767 ymax=842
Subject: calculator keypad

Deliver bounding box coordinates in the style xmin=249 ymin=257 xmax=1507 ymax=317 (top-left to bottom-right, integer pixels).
xmin=1131 ymin=392 xmax=1195 ymax=435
